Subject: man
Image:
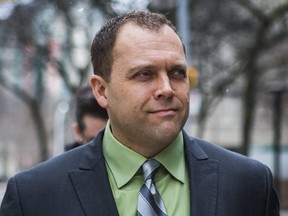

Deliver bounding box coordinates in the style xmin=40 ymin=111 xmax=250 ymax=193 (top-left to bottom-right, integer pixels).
xmin=0 ymin=11 xmax=279 ymax=216
xmin=65 ymin=86 xmax=108 ymax=151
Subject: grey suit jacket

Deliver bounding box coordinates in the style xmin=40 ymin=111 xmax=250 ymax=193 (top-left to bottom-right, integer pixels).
xmin=0 ymin=130 xmax=280 ymax=216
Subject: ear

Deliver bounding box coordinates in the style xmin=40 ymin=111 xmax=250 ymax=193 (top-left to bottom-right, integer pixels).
xmin=90 ymin=75 xmax=108 ymax=108
xmin=73 ymin=122 xmax=84 ymax=144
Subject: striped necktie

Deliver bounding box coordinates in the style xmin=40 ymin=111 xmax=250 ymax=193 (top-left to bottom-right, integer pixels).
xmin=137 ymin=159 xmax=168 ymax=216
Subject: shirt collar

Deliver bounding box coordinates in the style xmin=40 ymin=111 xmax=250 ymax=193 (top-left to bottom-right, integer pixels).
xmin=154 ymin=132 xmax=185 ymax=183
xmin=102 ymin=121 xmax=186 ymax=188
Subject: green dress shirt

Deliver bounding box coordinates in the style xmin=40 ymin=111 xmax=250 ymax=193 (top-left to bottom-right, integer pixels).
xmin=102 ymin=122 xmax=190 ymax=216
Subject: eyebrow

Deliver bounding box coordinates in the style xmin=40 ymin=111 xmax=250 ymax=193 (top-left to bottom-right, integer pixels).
xmin=128 ymin=60 xmax=187 ymax=72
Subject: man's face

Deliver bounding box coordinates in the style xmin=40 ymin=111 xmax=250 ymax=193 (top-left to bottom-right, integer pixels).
xmin=92 ymin=23 xmax=189 ymax=155
xmin=80 ymin=115 xmax=107 ymax=144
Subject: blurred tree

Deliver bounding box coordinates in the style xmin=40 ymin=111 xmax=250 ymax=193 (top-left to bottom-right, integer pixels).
xmin=0 ymin=0 xmax=115 ymax=162
xmin=0 ymin=3 xmax=50 ymax=162
xmin=192 ymin=0 xmax=288 ymax=155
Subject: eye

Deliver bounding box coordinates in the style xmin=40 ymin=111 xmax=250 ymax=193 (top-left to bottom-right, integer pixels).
xmin=169 ymin=69 xmax=187 ymax=80
xmin=132 ymin=71 xmax=153 ymax=81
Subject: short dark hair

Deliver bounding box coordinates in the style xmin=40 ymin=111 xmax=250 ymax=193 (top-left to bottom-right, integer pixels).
xmin=75 ymin=86 xmax=108 ymax=132
xmin=90 ymin=11 xmax=184 ymax=82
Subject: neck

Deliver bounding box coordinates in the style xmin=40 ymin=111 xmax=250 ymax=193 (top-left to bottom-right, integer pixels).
xmin=127 ymin=143 xmax=168 ymax=158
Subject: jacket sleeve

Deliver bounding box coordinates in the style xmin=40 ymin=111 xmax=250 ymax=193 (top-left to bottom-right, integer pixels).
xmin=0 ymin=177 xmax=23 ymax=216
xmin=265 ymin=165 xmax=280 ymax=216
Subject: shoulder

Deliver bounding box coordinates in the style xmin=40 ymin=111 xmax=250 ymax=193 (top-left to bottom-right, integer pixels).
xmin=64 ymin=141 xmax=81 ymax=151
xmin=184 ymin=133 xmax=270 ymax=175
xmin=14 ymin=145 xmax=86 ymax=183
xmin=17 ymin=131 xmax=105 ymax=179
xmin=184 ymin=133 xmax=280 ymax=214
xmin=14 ymin=136 xmax=102 ymax=186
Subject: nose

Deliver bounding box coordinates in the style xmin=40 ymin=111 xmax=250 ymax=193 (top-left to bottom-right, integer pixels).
xmin=153 ymin=75 xmax=175 ymax=99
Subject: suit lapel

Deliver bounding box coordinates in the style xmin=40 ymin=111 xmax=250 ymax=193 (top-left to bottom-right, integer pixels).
xmin=69 ymin=131 xmax=119 ymax=216
xmin=183 ymin=132 xmax=218 ymax=216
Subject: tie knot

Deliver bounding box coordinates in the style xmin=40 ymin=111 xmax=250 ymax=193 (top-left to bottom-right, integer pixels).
xmin=142 ymin=159 xmax=160 ymax=181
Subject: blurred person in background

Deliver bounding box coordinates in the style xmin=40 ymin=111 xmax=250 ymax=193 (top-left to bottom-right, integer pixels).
xmin=65 ymin=86 xmax=108 ymax=151
xmin=0 ymin=11 xmax=280 ymax=216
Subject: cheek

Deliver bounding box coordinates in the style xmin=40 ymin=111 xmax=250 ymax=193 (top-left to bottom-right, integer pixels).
xmin=176 ymin=88 xmax=190 ymax=103
xmin=121 ymin=86 xmax=150 ymax=101
xmin=107 ymin=82 xmax=155 ymax=111
xmin=107 ymin=87 xmax=136 ymax=112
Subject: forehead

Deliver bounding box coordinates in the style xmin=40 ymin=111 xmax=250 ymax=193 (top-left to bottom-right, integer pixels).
xmin=113 ymin=22 xmax=184 ymax=55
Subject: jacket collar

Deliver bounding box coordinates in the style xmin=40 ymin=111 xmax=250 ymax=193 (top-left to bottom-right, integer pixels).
xmin=183 ymin=131 xmax=218 ymax=216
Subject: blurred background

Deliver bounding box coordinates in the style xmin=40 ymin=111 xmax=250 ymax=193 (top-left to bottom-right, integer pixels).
xmin=0 ymin=0 xmax=287 ymax=212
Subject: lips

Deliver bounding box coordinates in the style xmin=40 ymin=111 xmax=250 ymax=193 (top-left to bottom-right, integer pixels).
xmin=149 ymin=108 xmax=176 ymax=113
xmin=148 ymin=108 xmax=178 ymax=117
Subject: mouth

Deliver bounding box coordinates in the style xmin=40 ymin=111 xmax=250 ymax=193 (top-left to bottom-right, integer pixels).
xmin=148 ymin=108 xmax=177 ymax=116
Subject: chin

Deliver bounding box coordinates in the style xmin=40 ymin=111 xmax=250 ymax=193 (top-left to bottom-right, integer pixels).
xmin=154 ymin=125 xmax=181 ymax=140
